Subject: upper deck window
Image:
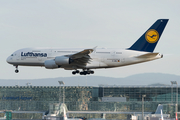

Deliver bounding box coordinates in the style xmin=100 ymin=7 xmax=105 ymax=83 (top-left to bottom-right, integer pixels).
xmin=116 ymin=52 xmax=122 ymax=54
xmin=72 ymin=51 xmax=78 ymax=53
xmin=57 ymin=51 xmax=71 ymax=53
xmin=96 ymin=52 xmax=110 ymax=54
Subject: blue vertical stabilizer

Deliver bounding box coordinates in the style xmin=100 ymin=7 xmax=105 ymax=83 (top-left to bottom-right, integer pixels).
xmin=129 ymin=19 xmax=169 ymax=52
xmin=155 ymin=104 xmax=163 ymax=114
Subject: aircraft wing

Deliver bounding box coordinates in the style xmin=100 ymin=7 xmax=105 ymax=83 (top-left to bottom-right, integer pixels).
xmin=65 ymin=47 xmax=97 ymax=65
xmin=70 ymin=48 xmax=95 ymax=59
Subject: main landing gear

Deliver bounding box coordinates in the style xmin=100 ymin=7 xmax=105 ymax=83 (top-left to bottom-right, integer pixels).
xmin=15 ymin=65 xmax=19 ymax=73
xmin=72 ymin=70 xmax=80 ymax=75
xmin=72 ymin=69 xmax=94 ymax=75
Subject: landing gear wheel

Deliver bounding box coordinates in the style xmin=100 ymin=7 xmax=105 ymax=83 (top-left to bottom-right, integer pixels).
xmin=79 ymin=69 xmax=94 ymax=75
xmin=90 ymin=71 xmax=94 ymax=74
xmin=72 ymin=70 xmax=80 ymax=75
xmin=72 ymin=71 xmax=76 ymax=75
xmin=15 ymin=66 xmax=19 ymax=73
xmin=76 ymin=70 xmax=80 ymax=73
xmin=80 ymin=72 xmax=83 ymax=75
xmin=80 ymin=71 xmax=86 ymax=75
xmin=72 ymin=70 xmax=79 ymax=75
xmin=83 ymin=71 xmax=87 ymax=75
xmin=15 ymin=70 xmax=19 ymax=73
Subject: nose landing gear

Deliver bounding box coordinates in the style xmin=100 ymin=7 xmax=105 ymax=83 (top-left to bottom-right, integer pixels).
xmin=15 ymin=66 xmax=19 ymax=73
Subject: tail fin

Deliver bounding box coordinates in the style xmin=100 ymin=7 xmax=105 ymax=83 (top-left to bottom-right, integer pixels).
xmin=129 ymin=19 xmax=169 ymax=52
xmin=155 ymin=104 xmax=163 ymax=114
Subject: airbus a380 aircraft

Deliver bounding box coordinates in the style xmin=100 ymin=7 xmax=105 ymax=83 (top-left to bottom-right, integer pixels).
xmin=7 ymin=19 xmax=168 ymax=75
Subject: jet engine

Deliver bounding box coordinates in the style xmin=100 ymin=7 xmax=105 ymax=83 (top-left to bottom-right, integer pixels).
xmin=55 ymin=56 xmax=73 ymax=65
xmin=44 ymin=59 xmax=59 ymax=69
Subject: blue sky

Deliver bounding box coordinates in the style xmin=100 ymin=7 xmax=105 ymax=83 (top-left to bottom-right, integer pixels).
xmin=1 ymin=0 xmax=180 ymax=79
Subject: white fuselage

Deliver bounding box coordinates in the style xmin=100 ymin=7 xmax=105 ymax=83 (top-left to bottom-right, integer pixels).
xmin=6 ymin=19 xmax=168 ymax=74
xmin=6 ymin=47 xmax=162 ymax=70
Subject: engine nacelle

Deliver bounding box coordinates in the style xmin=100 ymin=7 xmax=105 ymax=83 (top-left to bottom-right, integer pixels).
xmin=44 ymin=59 xmax=59 ymax=69
xmin=55 ymin=56 xmax=72 ymax=65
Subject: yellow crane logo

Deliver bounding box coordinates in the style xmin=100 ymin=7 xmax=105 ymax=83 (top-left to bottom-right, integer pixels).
xmin=145 ymin=29 xmax=159 ymax=43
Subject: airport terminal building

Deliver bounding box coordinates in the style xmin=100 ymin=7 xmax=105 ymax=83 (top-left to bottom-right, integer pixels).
xmin=0 ymin=85 xmax=179 ymax=119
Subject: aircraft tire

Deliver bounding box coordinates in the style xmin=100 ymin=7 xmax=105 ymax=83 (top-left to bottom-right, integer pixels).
xmin=72 ymin=71 xmax=76 ymax=75
xmin=15 ymin=70 xmax=19 ymax=73
xmin=76 ymin=70 xmax=80 ymax=73
xmin=84 ymin=71 xmax=87 ymax=75
xmin=80 ymin=72 xmax=83 ymax=75
xmin=90 ymin=71 xmax=94 ymax=74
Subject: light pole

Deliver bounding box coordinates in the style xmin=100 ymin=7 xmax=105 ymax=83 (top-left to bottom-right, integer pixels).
xmin=58 ymin=81 xmax=65 ymax=117
xmin=171 ymin=81 xmax=178 ymax=117
xmin=142 ymin=95 xmax=146 ymax=120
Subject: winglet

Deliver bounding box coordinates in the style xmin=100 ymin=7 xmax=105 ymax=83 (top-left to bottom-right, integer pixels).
xmin=93 ymin=46 xmax=97 ymax=51
xmin=87 ymin=46 xmax=97 ymax=54
xmin=89 ymin=46 xmax=97 ymax=54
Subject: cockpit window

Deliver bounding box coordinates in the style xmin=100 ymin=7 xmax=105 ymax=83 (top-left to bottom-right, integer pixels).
xmin=11 ymin=54 xmax=13 ymax=56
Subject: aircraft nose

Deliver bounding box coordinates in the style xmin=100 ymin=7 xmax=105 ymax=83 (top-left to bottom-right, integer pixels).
xmin=6 ymin=56 xmax=13 ymax=64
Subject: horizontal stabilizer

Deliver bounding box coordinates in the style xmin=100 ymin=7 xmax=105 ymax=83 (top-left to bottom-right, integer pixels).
xmin=136 ymin=53 xmax=159 ymax=58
